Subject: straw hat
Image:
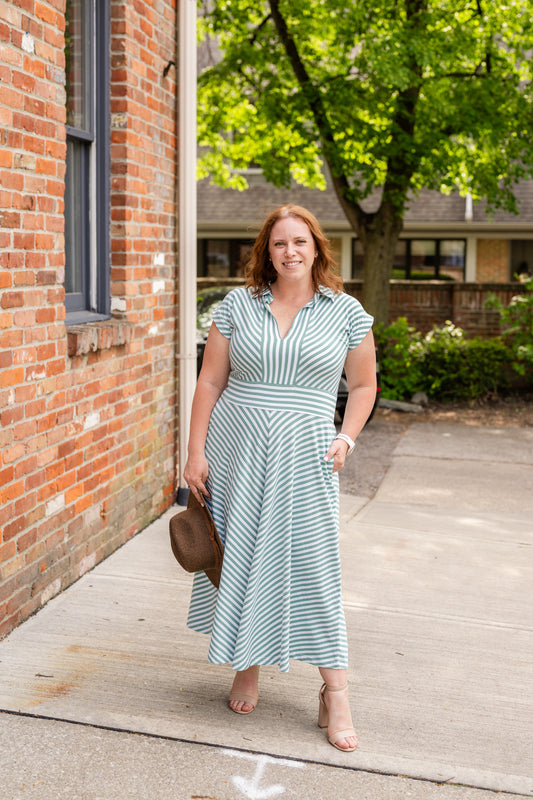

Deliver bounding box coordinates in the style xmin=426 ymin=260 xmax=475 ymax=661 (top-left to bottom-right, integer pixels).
xmin=169 ymin=491 xmax=223 ymax=588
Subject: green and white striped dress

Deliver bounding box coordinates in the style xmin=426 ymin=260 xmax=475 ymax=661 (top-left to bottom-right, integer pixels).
xmin=187 ymin=285 xmax=373 ymax=672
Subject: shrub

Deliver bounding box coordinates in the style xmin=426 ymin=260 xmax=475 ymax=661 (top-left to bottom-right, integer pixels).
xmin=376 ymin=318 xmax=510 ymax=402
xmin=486 ymin=276 xmax=533 ymax=379
xmin=419 ymin=325 xmax=509 ymax=401
xmin=374 ymin=317 xmax=424 ymax=400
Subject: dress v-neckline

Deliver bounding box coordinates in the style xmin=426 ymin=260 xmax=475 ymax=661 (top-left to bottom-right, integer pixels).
xmin=266 ymin=288 xmax=316 ymax=341
xmin=268 ymin=300 xmax=313 ymax=340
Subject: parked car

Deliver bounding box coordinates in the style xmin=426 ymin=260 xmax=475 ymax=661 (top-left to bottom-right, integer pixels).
xmin=196 ymin=286 xmax=380 ymax=423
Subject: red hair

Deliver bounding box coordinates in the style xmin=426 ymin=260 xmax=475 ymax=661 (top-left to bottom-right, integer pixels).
xmin=245 ymin=204 xmax=343 ymax=296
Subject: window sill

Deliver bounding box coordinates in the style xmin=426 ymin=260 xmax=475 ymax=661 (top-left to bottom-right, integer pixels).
xmin=67 ymin=317 xmax=134 ymax=357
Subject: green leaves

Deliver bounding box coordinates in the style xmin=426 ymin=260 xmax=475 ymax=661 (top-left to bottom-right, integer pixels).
xmin=487 ymin=277 xmax=533 ymax=377
xmin=197 ymin=0 xmax=533 ymax=213
xmin=375 ymin=318 xmax=511 ymax=401
xmin=197 ymin=0 xmax=533 ymax=321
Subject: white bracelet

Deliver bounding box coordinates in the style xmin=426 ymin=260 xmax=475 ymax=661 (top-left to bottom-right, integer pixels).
xmin=335 ymin=433 xmax=356 ymax=455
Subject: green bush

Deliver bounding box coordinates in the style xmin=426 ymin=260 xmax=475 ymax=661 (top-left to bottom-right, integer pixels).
xmin=374 ymin=317 xmax=424 ymax=400
xmin=376 ymin=318 xmax=510 ymax=402
xmin=419 ymin=325 xmax=509 ymax=401
xmin=486 ymin=276 xmax=533 ymax=378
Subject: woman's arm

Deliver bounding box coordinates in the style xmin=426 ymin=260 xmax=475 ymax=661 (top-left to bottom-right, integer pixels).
xmin=324 ymin=330 xmax=377 ymax=473
xmin=183 ymin=322 xmax=231 ymax=503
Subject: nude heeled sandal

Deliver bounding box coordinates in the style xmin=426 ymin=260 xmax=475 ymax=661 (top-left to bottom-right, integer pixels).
xmin=318 ymin=682 xmax=358 ymax=752
xmin=228 ymin=691 xmax=258 ymax=715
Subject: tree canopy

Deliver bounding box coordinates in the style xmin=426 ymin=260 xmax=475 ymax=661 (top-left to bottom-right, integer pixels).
xmin=197 ymin=0 xmax=533 ymax=321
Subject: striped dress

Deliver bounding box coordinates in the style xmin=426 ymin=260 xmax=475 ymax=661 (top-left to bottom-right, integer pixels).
xmin=187 ymin=285 xmax=373 ymax=672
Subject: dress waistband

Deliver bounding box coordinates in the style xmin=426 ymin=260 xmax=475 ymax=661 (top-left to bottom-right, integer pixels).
xmin=223 ymin=375 xmax=336 ymax=420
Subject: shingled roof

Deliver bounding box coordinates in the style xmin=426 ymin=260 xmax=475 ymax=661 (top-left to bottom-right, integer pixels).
xmin=197 ymin=172 xmax=533 ymax=233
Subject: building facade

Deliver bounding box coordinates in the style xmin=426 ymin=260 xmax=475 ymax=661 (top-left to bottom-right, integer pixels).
xmin=197 ymin=175 xmax=533 ymax=286
xmin=0 ymin=0 xmax=184 ymax=637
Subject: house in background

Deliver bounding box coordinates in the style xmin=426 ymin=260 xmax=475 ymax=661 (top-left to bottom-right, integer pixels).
xmin=0 ymin=0 xmax=196 ymax=637
xmin=197 ymin=173 xmax=532 ymax=334
xmin=197 ymin=174 xmax=533 ymax=283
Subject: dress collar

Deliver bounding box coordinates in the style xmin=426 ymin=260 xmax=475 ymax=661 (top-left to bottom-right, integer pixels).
xmin=259 ymin=284 xmax=336 ymax=306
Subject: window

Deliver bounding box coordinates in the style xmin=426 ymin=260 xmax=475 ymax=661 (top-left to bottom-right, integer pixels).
xmin=351 ymin=238 xmax=465 ymax=281
xmin=511 ymin=240 xmax=533 ymax=280
xmin=197 ymin=239 xmax=254 ymax=279
xmin=64 ymin=0 xmax=110 ymax=321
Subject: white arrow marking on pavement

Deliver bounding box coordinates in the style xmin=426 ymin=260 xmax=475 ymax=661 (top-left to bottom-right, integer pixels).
xmin=223 ymin=749 xmax=304 ymax=800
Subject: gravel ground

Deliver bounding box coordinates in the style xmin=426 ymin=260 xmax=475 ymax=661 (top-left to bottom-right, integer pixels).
xmin=338 ymin=392 xmax=532 ymax=498
xmin=338 ymin=412 xmax=409 ymax=498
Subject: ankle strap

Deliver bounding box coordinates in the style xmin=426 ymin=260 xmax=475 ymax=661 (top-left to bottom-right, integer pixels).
xmin=323 ymin=681 xmax=348 ymax=693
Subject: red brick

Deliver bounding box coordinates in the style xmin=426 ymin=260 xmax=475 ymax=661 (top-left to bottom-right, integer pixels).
xmin=0 ymin=0 xmax=178 ymax=638
xmin=13 ymin=232 xmax=35 ymax=250
xmin=0 ymin=85 xmax=24 ymax=109
xmin=3 ymin=479 xmax=25 ymax=504
xmin=1 ymin=253 xmax=24 ymax=270
xmin=35 ymin=307 xmax=55 ymax=324
xmin=13 ymin=309 xmax=36 ymax=327
xmin=3 ymin=516 xmax=26 ymax=541
xmin=0 ymin=542 xmax=16 ymax=562
xmin=0 ymin=149 xmax=13 ymax=168
xmin=14 ymin=455 xmax=37 ymax=480
xmin=0 ymin=212 xmax=20 ymax=229
xmin=16 ymin=528 xmax=37 ymax=555
xmin=0 ymin=406 xmax=23 ymax=426
xmin=25 ymin=468 xmax=46 ymax=492
xmin=0 ymin=367 xmax=24 ymax=388
xmin=0 ymin=466 xmax=14 ymax=487
xmin=36 ymin=270 xmax=57 ymax=285
xmin=46 ymin=358 xmax=65 ymax=377
xmin=14 ymin=383 xmax=36 ymax=403
xmin=14 ymin=420 xmax=37 ymax=441
xmin=14 ymin=270 xmax=36 ymax=286
xmin=7 ymin=587 xmax=31 ymax=616
xmin=13 ymin=347 xmax=37 ymax=365
xmin=0 ymin=350 xmax=13 ymax=369
xmin=25 ymin=398 xmax=46 ymax=417
xmin=12 ymin=69 xmax=35 ymax=93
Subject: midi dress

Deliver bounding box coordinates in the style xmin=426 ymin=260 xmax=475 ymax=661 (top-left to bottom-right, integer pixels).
xmin=187 ymin=285 xmax=373 ymax=672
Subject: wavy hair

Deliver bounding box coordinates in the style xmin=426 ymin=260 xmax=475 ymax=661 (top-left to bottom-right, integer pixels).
xmin=245 ymin=204 xmax=343 ymax=296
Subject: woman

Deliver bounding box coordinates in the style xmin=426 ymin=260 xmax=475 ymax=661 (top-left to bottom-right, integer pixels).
xmin=184 ymin=204 xmax=376 ymax=752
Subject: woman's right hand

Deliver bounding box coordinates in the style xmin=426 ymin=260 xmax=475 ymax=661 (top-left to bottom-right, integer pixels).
xmin=183 ymin=453 xmax=211 ymax=506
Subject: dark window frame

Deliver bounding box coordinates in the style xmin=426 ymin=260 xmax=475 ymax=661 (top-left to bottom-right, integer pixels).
xmin=197 ymin=238 xmax=254 ymax=279
xmin=351 ymin=237 xmax=466 ymax=281
xmin=64 ymin=0 xmax=110 ymax=323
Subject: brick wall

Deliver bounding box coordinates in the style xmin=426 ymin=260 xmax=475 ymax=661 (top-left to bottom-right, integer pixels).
xmin=346 ymin=280 xmax=520 ymax=337
xmin=197 ymin=278 xmax=520 ymax=338
xmin=0 ymin=0 xmax=178 ymax=637
xmin=476 ymin=239 xmax=510 ymax=282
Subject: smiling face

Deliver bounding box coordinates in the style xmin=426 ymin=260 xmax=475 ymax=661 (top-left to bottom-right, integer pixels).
xmin=268 ymin=216 xmax=317 ymax=286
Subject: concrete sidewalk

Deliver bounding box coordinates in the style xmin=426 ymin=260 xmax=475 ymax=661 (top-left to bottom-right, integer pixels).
xmin=0 ymin=422 xmax=532 ymax=799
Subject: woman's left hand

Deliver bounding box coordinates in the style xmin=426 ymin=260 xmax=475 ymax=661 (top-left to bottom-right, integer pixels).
xmin=323 ymin=438 xmax=350 ymax=474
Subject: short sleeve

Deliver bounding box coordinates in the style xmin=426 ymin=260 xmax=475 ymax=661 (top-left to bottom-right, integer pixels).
xmin=211 ymin=291 xmax=235 ymax=339
xmin=347 ymin=297 xmax=374 ymax=350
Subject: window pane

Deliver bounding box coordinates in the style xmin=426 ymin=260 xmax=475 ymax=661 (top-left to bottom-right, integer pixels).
xmin=440 ymin=240 xmax=465 ymax=281
xmin=205 ymin=240 xmax=230 ymax=278
xmin=351 ymin=239 xmax=364 ymax=279
xmin=65 ymin=138 xmax=89 ymax=295
xmin=392 ymin=240 xmax=407 ymax=278
xmin=235 ymin=241 xmax=253 ymax=277
xmin=65 ymin=0 xmax=92 ymax=131
xmin=411 ymin=240 xmax=437 ymax=277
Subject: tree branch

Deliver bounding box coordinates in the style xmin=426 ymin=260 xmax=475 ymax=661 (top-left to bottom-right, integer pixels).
xmin=267 ymin=0 xmax=366 ymax=232
xmin=249 ymin=14 xmax=272 ymax=46
xmin=435 ymin=69 xmax=487 ymax=79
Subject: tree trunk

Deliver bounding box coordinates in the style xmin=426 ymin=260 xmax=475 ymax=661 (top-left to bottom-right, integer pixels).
xmin=359 ymin=202 xmax=403 ymax=325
